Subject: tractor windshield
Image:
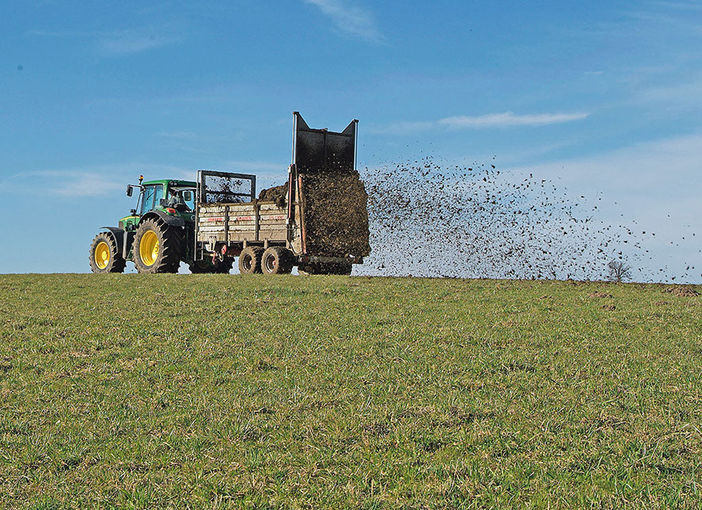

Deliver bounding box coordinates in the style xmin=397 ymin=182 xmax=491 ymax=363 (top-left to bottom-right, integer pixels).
xmin=139 ymin=184 xmax=164 ymax=215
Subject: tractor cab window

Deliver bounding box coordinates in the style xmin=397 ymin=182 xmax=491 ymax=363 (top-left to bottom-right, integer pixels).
xmin=167 ymin=187 xmax=195 ymax=212
xmin=139 ymin=184 xmax=163 ymax=215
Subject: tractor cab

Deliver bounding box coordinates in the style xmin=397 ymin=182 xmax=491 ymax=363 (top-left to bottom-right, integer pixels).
xmin=121 ymin=178 xmax=197 ymax=232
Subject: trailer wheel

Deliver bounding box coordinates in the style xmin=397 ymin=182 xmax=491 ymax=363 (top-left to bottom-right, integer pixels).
xmin=89 ymin=232 xmax=126 ymax=273
xmin=238 ymin=246 xmax=264 ymax=274
xmin=261 ymin=247 xmax=294 ymax=275
xmin=133 ymin=218 xmax=182 ymax=274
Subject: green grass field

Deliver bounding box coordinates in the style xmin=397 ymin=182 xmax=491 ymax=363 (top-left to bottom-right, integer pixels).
xmin=0 ymin=274 xmax=700 ymax=508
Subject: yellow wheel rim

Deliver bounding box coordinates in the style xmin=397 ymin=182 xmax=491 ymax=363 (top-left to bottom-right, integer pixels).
xmin=139 ymin=230 xmax=160 ymax=266
xmin=95 ymin=241 xmax=111 ymax=269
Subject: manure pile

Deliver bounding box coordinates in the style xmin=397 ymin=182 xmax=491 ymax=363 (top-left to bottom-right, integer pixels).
xmin=257 ymin=171 xmax=371 ymax=259
xmin=258 ymin=184 xmax=287 ymax=208
xmin=300 ymin=170 xmax=371 ymax=258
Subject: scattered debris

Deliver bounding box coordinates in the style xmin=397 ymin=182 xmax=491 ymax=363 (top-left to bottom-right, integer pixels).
xmin=663 ymin=286 xmax=700 ymax=297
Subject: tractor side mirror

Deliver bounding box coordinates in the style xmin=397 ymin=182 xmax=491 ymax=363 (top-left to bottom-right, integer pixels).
xmin=183 ymin=190 xmax=193 ymax=202
xmin=126 ymin=185 xmax=133 ymax=197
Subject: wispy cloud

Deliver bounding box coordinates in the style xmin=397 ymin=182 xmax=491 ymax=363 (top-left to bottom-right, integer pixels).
xmin=0 ymin=161 xmax=290 ymax=198
xmin=28 ymin=25 xmax=181 ymax=56
xmin=1 ymin=164 xmax=192 ymax=198
xmin=509 ymin=133 xmax=702 ymax=223
xmin=376 ymin=111 xmax=590 ymax=134
xmin=636 ymin=75 xmax=702 ymax=106
xmin=303 ymin=0 xmax=383 ymax=42
xmin=96 ymin=28 xmax=179 ymax=56
xmin=439 ymin=112 xmax=590 ymax=129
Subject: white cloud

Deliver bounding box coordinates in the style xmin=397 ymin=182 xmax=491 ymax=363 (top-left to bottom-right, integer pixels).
xmin=439 ymin=112 xmax=590 ymax=128
xmin=376 ymin=111 xmax=589 ymax=134
xmin=303 ymin=0 xmax=382 ymax=42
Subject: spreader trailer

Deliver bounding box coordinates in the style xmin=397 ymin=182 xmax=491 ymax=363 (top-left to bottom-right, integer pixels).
xmin=194 ymin=113 xmax=370 ymax=275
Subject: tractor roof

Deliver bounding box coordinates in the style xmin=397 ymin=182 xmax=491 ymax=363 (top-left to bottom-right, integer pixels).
xmin=142 ymin=179 xmax=196 ymax=188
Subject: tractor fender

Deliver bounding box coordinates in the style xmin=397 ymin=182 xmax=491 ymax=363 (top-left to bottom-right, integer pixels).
xmin=101 ymin=227 xmax=125 ymax=252
xmin=140 ymin=210 xmax=185 ymax=228
xmin=100 ymin=226 xmax=132 ymax=259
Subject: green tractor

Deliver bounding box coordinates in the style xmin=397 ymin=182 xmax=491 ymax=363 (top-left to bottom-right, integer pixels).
xmin=88 ymin=175 xmax=230 ymax=274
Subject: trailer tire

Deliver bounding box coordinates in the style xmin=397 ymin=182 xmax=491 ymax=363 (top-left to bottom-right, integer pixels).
xmin=133 ymin=218 xmax=182 ymax=274
xmin=89 ymin=232 xmax=126 ymax=273
xmin=261 ymin=247 xmax=294 ymax=275
xmin=238 ymin=246 xmax=264 ymax=274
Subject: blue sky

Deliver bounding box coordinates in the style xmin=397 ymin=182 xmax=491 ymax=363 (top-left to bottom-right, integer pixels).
xmin=1 ymin=0 xmax=700 ymax=279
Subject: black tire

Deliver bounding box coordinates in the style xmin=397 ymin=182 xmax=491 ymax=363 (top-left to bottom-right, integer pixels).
xmin=261 ymin=247 xmax=294 ymax=275
xmin=89 ymin=232 xmax=126 ymax=273
xmin=238 ymin=246 xmax=264 ymax=274
xmin=133 ymin=218 xmax=182 ymax=274
xmin=190 ymin=258 xmax=233 ymax=274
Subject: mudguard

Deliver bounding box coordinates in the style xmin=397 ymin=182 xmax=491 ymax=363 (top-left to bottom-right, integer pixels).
xmin=100 ymin=226 xmax=133 ymax=260
xmin=141 ymin=210 xmax=185 ymax=228
xmin=101 ymin=227 xmax=124 ymax=252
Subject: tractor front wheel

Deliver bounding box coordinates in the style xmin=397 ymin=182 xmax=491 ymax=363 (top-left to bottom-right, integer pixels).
xmin=89 ymin=233 xmax=126 ymax=273
xmin=133 ymin=219 xmax=182 ymax=274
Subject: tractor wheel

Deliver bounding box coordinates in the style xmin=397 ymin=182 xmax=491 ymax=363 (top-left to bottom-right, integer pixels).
xmin=133 ymin=218 xmax=182 ymax=274
xmin=238 ymin=246 xmax=264 ymax=274
xmin=89 ymin=232 xmax=126 ymax=273
xmin=190 ymin=258 xmax=233 ymax=274
xmin=261 ymin=247 xmax=294 ymax=275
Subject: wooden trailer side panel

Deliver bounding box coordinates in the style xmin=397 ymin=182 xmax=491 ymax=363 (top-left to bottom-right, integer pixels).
xmin=196 ymin=201 xmax=293 ymax=246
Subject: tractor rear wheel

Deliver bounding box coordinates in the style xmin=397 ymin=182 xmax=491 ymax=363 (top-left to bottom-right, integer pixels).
xmin=261 ymin=247 xmax=294 ymax=275
xmin=238 ymin=246 xmax=264 ymax=274
xmin=89 ymin=232 xmax=126 ymax=273
xmin=133 ymin=218 xmax=182 ymax=274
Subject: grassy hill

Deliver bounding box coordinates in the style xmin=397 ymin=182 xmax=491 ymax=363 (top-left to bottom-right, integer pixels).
xmin=0 ymin=274 xmax=700 ymax=508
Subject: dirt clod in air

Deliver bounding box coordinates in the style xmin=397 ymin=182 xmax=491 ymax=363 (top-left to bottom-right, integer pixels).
xmin=602 ymin=304 xmax=617 ymax=311
xmin=357 ymin=157 xmax=697 ymax=282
